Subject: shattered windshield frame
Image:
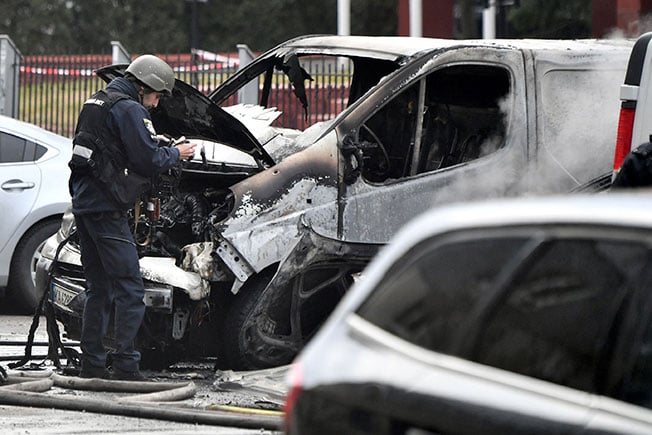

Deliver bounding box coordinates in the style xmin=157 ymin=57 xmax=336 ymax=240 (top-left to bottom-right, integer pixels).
xmin=209 ymin=49 xmax=402 ymax=133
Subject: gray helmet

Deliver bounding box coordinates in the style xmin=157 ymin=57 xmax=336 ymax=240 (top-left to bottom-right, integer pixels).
xmin=125 ymin=54 xmax=175 ymax=95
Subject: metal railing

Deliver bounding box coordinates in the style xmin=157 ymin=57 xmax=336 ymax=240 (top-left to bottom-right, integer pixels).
xmin=18 ymin=51 xmax=351 ymax=138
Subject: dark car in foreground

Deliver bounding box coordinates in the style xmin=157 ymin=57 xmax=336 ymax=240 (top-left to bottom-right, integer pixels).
xmin=285 ymin=192 xmax=652 ymax=435
xmin=39 ymin=35 xmax=633 ymax=371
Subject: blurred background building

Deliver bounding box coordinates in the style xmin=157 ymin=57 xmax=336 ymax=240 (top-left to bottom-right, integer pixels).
xmin=397 ymin=0 xmax=652 ymax=39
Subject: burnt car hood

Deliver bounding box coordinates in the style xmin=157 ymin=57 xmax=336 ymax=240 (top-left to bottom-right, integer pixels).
xmin=95 ymin=64 xmax=274 ymax=168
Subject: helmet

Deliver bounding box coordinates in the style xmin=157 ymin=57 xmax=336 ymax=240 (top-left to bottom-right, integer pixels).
xmin=125 ymin=54 xmax=175 ymax=95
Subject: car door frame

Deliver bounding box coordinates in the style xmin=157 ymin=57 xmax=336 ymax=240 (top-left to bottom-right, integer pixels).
xmin=334 ymin=46 xmax=529 ymax=244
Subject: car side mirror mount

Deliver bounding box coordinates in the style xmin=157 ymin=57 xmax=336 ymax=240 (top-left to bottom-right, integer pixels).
xmin=341 ymin=134 xmax=363 ymax=185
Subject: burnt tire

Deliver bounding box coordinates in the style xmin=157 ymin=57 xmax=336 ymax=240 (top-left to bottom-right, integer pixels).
xmin=8 ymin=219 xmax=60 ymax=313
xmin=221 ymin=264 xmax=356 ymax=371
xmin=221 ymin=269 xmax=283 ymax=370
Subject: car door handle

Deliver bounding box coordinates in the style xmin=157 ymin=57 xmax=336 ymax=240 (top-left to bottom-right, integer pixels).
xmin=1 ymin=179 xmax=36 ymax=191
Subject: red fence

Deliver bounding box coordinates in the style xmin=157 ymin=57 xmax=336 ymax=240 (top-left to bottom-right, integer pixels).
xmin=18 ymin=52 xmax=351 ymax=138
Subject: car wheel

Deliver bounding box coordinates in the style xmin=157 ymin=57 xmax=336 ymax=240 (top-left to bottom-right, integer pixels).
xmin=8 ymin=219 xmax=60 ymax=313
xmin=221 ymin=264 xmax=356 ymax=370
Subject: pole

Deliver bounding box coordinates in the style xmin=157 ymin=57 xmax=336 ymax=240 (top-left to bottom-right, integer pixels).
xmin=483 ymin=0 xmax=496 ymax=39
xmin=337 ymin=0 xmax=350 ymax=36
xmin=409 ymin=0 xmax=423 ymax=37
xmin=187 ymin=0 xmax=207 ymax=86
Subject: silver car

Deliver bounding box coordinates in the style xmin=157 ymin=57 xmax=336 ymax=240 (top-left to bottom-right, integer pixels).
xmin=0 ymin=114 xmax=71 ymax=311
xmin=285 ymin=192 xmax=652 ymax=434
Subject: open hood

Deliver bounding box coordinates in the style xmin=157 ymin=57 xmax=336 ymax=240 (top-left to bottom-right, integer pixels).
xmin=94 ymin=64 xmax=275 ymax=169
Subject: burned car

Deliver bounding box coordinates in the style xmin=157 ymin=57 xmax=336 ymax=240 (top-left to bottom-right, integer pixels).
xmin=39 ymin=35 xmax=634 ymax=370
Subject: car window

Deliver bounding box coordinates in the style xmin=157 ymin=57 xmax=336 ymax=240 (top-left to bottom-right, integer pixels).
xmin=417 ymin=65 xmax=509 ymax=173
xmin=472 ymin=238 xmax=642 ymax=393
xmin=358 ymin=80 xmax=420 ymax=182
xmin=617 ymin=274 xmax=652 ymax=408
xmin=356 ymin=64 xmax=510 ymax=183
xmin=357 ymin=227 xmax=650 ymax=396
xmin=0 ymin=131 xmax=47 ymax=163
xmin=358 ymin=233 xmax=530 ymax=352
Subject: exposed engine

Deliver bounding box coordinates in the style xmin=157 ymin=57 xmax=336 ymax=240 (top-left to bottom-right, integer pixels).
xmin=129 ymin=156 xmax=237 ymax=263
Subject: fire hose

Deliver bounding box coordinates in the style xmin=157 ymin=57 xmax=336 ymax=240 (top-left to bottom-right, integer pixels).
xmin=0 ymin=368 xmax=283 ymax=430
xmin=0 ymin=335 xmax=284 ymax=430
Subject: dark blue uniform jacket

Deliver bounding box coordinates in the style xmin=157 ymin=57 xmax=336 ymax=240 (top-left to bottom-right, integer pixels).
xmin=69 ymin=77 xmax=180 ymax=214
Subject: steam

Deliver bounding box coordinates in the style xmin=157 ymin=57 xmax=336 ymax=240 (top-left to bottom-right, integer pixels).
xmin=604 ymin=28 xmax=627 ymax=40
xmin=425 ymin=66 xmax=624 ymax=208
xmin=531 ymin=67 xmax=623 ymax=192
xmin=603 ymin=14 xmax=652 ymax=39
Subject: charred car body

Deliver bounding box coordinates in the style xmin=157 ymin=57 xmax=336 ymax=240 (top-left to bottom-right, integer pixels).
xmin=38 ymin=35 xmax=633 ymax=370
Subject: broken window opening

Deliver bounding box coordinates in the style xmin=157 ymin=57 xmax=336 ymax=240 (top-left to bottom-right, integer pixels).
xmin=359 ymin=82 xmax=420 ymax=182
xmin=347 ymin=57 xmax=400 ymax=106
xmin=218 ymin=54 xmax=401 ymax=132
xmin=357 ymin=63 xmax=511 ymax=183
xmin=418 ymin=65 xmax=509 ymax=174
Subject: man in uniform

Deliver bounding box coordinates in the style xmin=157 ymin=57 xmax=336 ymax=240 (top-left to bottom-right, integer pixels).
xmin=69 ymin=54 xmax=196 ymax=380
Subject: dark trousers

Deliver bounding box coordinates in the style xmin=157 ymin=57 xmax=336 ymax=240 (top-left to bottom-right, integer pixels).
xmin=74 ymin=211 xmax=145 ymax=373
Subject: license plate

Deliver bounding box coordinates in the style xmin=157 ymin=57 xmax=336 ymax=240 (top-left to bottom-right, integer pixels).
xmin=51 ymin=283 xmax=77 ymax=307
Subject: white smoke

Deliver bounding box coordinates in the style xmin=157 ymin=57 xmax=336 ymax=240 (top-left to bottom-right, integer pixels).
xmin=424 ymin=66 xmax=625 ymax=209
xmin=602 ymin=14 xmax=652 ymax=39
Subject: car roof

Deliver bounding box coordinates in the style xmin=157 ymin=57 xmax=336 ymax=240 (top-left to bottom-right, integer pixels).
xmin=405 ymin=191 xmax=652 ymax=237
xmin=337 ymin=191 xmax=652 ymax=310
xmin=0 ymin=114 xmax=71 ymax=153
xmin=278 ymin=34 xmax=634 ymax=60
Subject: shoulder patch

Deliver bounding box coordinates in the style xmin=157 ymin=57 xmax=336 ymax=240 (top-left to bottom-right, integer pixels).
xmin=143 ymin=118 xmax=157 ymax=137
xmin=84 ymin=98 xmax=105 ymax=106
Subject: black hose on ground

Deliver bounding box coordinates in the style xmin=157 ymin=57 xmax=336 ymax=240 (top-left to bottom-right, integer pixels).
xmin=9 ymin=231 xmax=80 ymax=372
xmin=0 ymin=370 xmax=283 ymax=431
